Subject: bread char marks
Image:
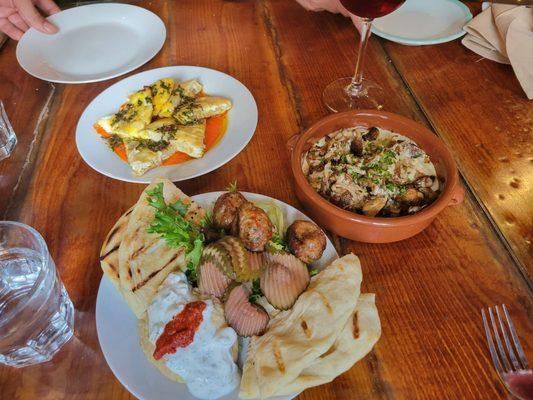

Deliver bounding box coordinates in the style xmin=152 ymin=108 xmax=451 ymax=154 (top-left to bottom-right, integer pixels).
xmin=352 ymin=312 xmax=359 ymax=339
xmin=99 ymin=207 xmax=134 ymax=290
xmin=100 ymin=244 xmax=120 ymax=262
xmin=131 ymin=252 xmax=180 ymax=293
xmin=300 ymin=319 xmax=312 ymax=339
xmin=129 ymin=241 xmax=180 ymax=293
xmin=272 ymin=341 xmax=286 ymax=374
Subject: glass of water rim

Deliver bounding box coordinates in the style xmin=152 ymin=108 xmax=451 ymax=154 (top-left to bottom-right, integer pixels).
xmin=0 ymin=221 xmax=74 ymax=367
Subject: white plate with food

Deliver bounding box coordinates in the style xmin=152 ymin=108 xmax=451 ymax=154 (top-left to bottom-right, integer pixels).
xmin=96 ymin=178 xmax=381 ymax=400
xmin=76 ymin=66 xmax=258 ymax=183
xmin=372 ymin=0 xmax=472 ymax=46
xmin=16 ymin=3 xmax=166 ymax=83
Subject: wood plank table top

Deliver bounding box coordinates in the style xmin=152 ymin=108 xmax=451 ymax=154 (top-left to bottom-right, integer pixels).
xmin=0 ymin=1 xmax=531 ymax=399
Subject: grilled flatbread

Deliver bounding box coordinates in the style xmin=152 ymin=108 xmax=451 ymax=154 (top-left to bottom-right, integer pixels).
xmin=118 ymin=177 xmax=206 ymax=318
xmin=240 ymin=254 xmax=363 ymax=399
xmin=273 ymin=293 xmax=381 ymax=396
xmin=99 ymin=207 xmax=133 ymax=293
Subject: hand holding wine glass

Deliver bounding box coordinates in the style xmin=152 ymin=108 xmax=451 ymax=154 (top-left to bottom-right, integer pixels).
xmin=323 ymin=0 xmax=406 ymax=112
xmin=294 ymin=0 xmax=364 ymax=32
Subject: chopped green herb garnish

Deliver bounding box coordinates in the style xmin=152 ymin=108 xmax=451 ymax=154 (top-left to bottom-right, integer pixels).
xmin=310 ymin=268 xmax=319 ymax=277
xmin=137 ymin=139 xmax=170 ymax=152
xmin=105 ymin=134 xmax=123 ymax=150
xmin=146 ymin=183 xmax=205 ymax=286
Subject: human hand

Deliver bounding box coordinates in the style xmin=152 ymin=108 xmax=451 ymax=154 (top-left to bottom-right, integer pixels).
xmin=295 ymin=0 xmax=364 ymax=32
xmin=0 ymin=0 xmax=60 ymax=40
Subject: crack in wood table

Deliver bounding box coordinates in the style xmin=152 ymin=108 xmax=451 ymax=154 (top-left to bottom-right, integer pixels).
xmin=0 ymin=1 xmax=531 ymax=399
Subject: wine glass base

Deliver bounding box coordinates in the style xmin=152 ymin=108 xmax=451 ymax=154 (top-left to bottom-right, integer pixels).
xmin=323 ymin=77 xmax=385 ymax=113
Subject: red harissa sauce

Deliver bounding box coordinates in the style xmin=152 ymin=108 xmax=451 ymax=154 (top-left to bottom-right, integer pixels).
xmin=153 ymin=301 xmax=206 ymax=360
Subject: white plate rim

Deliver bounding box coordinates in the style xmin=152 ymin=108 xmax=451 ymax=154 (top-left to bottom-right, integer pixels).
xmin=371 ymin=0 xmax=473 ymax=46
xmin=96 ymin=191 xmax=339 ymax=400
xmin=15 ymin=3 xmax=166 ymax=84
xmin=75 ymin=66 xmax=258 ymax=183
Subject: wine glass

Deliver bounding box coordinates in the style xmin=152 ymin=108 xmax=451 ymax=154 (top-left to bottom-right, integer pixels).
xmin=323 ymin=0 xmax=406 ymax=112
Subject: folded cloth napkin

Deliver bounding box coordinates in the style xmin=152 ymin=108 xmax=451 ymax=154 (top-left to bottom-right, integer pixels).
xmin=462 ymin=6 xmax=533 ymax=99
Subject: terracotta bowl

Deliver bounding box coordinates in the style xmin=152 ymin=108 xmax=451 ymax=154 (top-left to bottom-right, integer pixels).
xmin=290 ymin=110 xmax=465 ymax=243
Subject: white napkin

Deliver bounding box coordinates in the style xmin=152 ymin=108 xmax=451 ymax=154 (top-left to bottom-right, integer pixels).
xmin=462 ymin=6 xmax=533 ymax=99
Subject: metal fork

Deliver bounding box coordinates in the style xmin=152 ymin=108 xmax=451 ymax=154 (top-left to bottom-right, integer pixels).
xmin=481 ymin=305 xmax=533 ymax=400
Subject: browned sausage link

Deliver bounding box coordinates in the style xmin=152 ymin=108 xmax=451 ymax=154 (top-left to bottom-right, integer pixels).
xmin=212 ymin=192 xmax=248 ymax=230
xmin=287 ymin=220 xmax=327 ymax=264
xmin=234 ymin=203 xmax=273 ymax=252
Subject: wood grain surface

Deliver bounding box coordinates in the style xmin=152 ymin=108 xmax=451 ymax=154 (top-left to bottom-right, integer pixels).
xmin=0 ymin=1 xmax=531 ymax=399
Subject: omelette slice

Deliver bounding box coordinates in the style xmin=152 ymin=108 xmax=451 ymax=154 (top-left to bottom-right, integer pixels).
xmin=157 ymin=79 xmax=204 ymax=118
xmin=170 ymin=120 xmax=207 ymax=158
xmin=96 ymin=87 xmax=153 ymax=138
xmin=151 ymin=78 xmax=175 ymax=117
xmin=125 ymin=120 xmax=207 ymax=176
xmin=173 ymin=97 xmax=232 ymax=125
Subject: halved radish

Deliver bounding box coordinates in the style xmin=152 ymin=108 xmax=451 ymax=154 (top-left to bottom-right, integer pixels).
xmin=261 ymin=251 xmax=310 ymax=310
xmin=224 ymin=284 xmax=269 ymax=337
xmin=202 ymin=243 xmax=234 ymax=279
xmin=198 ymin=261 xmax=233 ymax=298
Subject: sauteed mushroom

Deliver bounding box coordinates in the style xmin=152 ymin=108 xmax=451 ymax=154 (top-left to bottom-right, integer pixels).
xmin=362 ymin=197 xmax=387 ymax=217
xmin=287 ymin=220 xmax=327 ymax=264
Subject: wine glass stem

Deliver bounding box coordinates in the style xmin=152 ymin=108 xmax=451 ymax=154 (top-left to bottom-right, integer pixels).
xmin=346 ymin=18 xmax=373 ymax=97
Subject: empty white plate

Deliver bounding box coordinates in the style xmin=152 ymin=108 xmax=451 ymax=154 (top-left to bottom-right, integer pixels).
xmin=96 ymin=191 xmax=339 ymax=400
xmin=16 ymin=3 xmax=166 ymax=83
xmin=372 ymin=0 xmax=472 ymax=46
xmin=76 ymin=66 xmax=258 ymax=183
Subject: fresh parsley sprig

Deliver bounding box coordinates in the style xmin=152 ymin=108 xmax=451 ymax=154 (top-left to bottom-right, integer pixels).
xmin=249 ymin=280 xmax=263 ymax=304
xmin=146 ymin=183 xmax=205 ymax=285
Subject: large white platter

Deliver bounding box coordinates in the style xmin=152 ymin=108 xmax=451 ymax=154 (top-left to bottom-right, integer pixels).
xmin=372 ymin=0 xmax=472 ymax=46
xmin=96 ymin=191 xmax=339 ymax=400
xmin=76 ymin=66 xmax=258 ymax=183
xmin=16 ymin=3 xmax=166 ymax=83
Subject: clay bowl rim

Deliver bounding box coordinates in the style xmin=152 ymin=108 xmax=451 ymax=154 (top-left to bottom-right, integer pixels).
xmin=291 ymin=110 xmax=460 ymax=228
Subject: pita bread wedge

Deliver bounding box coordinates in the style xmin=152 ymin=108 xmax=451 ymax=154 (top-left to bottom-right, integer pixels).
xmin=99 ymin=207 xmax=133 ymax=293
xmin=274 ymin=293 xmax=381 ymax=396
xmin=240 ymin=254 xmax=362 ymax=399
xmin=118 ymin=177 xmax=206 ymax=318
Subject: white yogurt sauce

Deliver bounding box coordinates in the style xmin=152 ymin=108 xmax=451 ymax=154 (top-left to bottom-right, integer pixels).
xmin=148 ymin=272 xmax=240 ymax=400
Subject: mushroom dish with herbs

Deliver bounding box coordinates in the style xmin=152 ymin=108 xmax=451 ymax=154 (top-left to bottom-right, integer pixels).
xmin=302 ymin=126 xmax=441 ymax=217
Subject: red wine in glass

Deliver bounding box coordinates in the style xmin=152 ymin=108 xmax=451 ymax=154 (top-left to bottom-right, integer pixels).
xmin=339 ymin=0 xmax=406 ymax=19
xmin=323 ymin=0 xmax=406 ymax=112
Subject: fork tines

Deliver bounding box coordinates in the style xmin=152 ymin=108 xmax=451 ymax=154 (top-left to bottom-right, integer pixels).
xmin=481 ymin=304 xmax=530 ymax=379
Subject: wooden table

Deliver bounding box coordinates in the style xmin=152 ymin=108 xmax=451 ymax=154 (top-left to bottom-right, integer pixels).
xmin=0 ymin=1 xmax=531 ymax=399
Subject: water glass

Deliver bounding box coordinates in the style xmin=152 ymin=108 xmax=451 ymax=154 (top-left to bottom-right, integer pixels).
xmin=0 ymin=222 xmax=74 ymax=368
xmin=0 ymin=100 xmax=17 ymax=161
